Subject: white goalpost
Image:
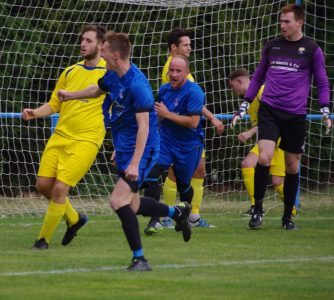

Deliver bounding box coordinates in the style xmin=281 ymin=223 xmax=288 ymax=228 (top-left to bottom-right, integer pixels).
xmin=0 ymin=0 xmax=333 ymax=216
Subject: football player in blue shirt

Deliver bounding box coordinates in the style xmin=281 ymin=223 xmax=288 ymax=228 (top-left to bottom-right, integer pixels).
xmin=58 ymin=32 xmax=192 ymax=271
xmin=144 ymin=54 xmax=205 ymax=239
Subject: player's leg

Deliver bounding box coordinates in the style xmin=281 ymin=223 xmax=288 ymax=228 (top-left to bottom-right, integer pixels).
xmin=143 ymin=164 xmax=166 ymax=235
xmin=143 ymin=144 xmax=172 ymax=234
xmin=33 ymin=179 xmax=69 ymax=249
xmin=160 ymin=167 xmax=177 ymax=228
xmin=173 ymin=145 xmax=203 ymax=205
xmin=241 ymin=146 xmax=258 ymax=216
xmin=282 ymin=152 xmax=301 ymax=229
xmin=163 ymin=167 xmax=177 ymax=206
xmin=189 ymin=154 xmax=208 ymax=227
xmin=271 ymin=145 xmax=298 ymax=217
xmin=111 ymin=178 xmax=152 ymax=271
xmin=59 ymin=140 xmax=98 ymax=245
xmin=254 ymin=140 xmax=276 ymax=205
xmin=34 ymin=138 xmax=96 ymax=249
xmin=250 ymin=103 xmax=280 ymax=229
xmin=33 ymin=134 xmax=63 ymax=249
xmin=279 ymin=114 xmax=305 ymax=230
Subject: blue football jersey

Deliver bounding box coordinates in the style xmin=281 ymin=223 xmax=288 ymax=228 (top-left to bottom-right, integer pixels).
xmin=99 ymin=64 xmax=159 ymax=153
xmin=158 ymin=80 xmax=205 ymax=151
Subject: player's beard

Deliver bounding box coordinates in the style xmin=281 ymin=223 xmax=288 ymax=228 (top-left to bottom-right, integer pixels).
xmin=82 ymin=48 xmax=99 ymax=61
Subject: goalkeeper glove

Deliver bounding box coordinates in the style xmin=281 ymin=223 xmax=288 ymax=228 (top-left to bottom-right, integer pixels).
xmin=320 ymin=106 xmax=332 ymax=135
xmin=231 ymin=101 xmax=250 ymax=129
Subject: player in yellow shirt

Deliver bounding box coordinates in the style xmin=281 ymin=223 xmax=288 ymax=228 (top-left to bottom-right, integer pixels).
xmin=145 ymin=28 xmax=224 ymax=234
xmin=22 ymin=24 xmax=107 ymax=249
xmin=229 ymin=68 xmax=297 ymax=216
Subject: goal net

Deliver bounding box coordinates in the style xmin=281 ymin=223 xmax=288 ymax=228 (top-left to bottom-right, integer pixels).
xmin=0 ymin=0 xmax=333 ymax=216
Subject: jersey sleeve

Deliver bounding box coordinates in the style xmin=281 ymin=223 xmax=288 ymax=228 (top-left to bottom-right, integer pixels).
xmin=161 ymin=63 xmax=170 ymax=84
xmin=187 ymin=86 xmax=204 ymax=115
xmin=245 ymin=46 xmax=269 ymax=103
xmin=98 ymin=71 xmax=114 ymax=92
xmin=132 ymin=84 xmax=154 ymax=112
xmin=102 ymin=93 xmax=112 ymax=129
xmin=312 ymin=47 xmax=330 ymax=108
xmin=48 ymin=69 xmax=67 ymax=113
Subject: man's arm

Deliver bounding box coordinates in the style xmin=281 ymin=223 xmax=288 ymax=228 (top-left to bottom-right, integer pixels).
xmin=202 ymin=106 xmax=224 ymax=134
xmin=125 ymin=111 xmax=150 ymax=181
xmin=58 ymin=85 xmax=105 ymax=102
xmin=155 ymin=102 xmax=200 ymax=128
xmin=312 ymin=47 xmax=332 ymax=134
xmin=237 ymin=126 xmax=258 ymax=143
xmin=231 ymin=48 xmax=268 ymax=129
xmin=22 ymin=103 xmax=54 ymax=121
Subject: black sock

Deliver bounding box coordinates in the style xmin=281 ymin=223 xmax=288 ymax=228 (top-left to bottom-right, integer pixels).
xmin=144 ymin=181 xmax=161 ymax=201
xmin=115 ymin=205 xmax=141 ymax=252
xmin=137 ymin=197 xmax=169 ymax=217
xmin=178 ymin=184 xmax=193 ymax=204
xmin=143 ymin=182 xmax=162 ymax=223
xmin=283 ymin=172 xmax=299 ymax=219
xmin=254 ymin=163 xmax=270 ymax=212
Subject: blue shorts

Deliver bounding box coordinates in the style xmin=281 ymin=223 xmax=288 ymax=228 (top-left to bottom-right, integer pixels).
xmin=158 ymin=143 xmax=203 ymax=186
xmin=116 ymin=148 xmax=159 ymax=193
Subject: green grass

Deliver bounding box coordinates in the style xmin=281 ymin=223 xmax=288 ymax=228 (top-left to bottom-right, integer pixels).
xmin=0 ymin=204 xmax=333 ymax=300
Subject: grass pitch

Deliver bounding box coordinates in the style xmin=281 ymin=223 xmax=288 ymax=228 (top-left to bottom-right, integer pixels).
xmin=0 ymin=202 xmax=333 ymax=300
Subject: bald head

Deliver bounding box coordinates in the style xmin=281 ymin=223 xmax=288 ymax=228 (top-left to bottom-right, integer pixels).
xmin=168 ymin=55 xmax=190 ymax=89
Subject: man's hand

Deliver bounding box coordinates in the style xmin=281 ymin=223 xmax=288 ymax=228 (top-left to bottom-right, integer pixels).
xmin=154 ymin=102 xmax=170 ymax=119
xmin=22 ymin=108 xmax=36 ymax=121
xmin=210 ymin=117 xmax=225 ymax=135
xmin=230 ymin=101 xmax=249 ymax=129
xmin=125 ymin=163 xmax=139 ymax=182
xmin=320 ymin=107 xmax=332 ymax=135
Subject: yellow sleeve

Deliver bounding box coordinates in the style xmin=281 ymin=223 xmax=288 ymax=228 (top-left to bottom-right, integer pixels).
xmin=162 ymin=56 xmax=172 ymax=84
xmin=48 ymin=69 xmax=68 ymax=113
xmin=248 ymin=85 xmax=264 ymax=127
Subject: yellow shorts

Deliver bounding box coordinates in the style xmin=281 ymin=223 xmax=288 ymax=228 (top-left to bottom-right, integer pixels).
xmin=250 ymin=143 xmax=285 ymax=177
xmin=202 ymin=149 xmax=205 ymax=158
xmin=38 ymin=133 xmax=99 ymax=187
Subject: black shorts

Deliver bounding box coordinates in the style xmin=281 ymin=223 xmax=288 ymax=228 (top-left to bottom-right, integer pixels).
xmin=257 ymin=102 xmax=306 ymax=154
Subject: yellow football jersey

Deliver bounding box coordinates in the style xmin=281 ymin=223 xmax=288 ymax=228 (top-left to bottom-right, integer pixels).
xmin=161 ymin=55 xmax=195 ymax=84
xmin=48 ymin=59 xmax=106 ymax=147
xmin=248 ymin=85 xmax=264 ymax=128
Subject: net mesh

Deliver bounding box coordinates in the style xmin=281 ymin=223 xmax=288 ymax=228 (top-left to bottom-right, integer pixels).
xmin=0 ymin=0 xmax=333 ymax=216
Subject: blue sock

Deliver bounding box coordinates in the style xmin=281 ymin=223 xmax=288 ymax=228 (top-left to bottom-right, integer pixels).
xmin=133 ymin=248 xmax=144 ymax=258
xmin=168 ymin=206 xmax=175 ymax=218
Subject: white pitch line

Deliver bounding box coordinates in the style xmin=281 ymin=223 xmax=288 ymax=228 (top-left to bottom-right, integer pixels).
xmin=1 ymin=256 xmax=333 ymax=277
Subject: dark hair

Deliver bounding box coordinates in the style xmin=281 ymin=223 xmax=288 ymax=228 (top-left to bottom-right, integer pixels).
xmin=281 ymin=4 xmax=305 ymax=21
xmin=80 ymin=24 xmax=107 ymax=42
xmin=167 ymin=28 xmax=191 ymax=51
xmin=229 ymin=68 xmax=250 ymax=80
xmin=103 ymin=31 xmax=131 ymax=59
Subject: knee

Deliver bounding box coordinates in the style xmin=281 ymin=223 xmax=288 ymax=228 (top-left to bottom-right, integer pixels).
xmin=272 ymin=176 xmax=284 ymax=188
xmin=109 ymin=196 xmax=118 ymax=211
xmin=52 ymin=181 xmax=69 ymax=197
xmin=167 ymin=167 xmax=176 ymax=181
xmin=193 ymin=161 xmax=206 ymax=178
xmin=285 ymin=162 xmax=299 ymax=174
xmin=241 ymin=159 xmax=253 ymax=169
xmin=258 ymin=152 xmax=272 ymax=166
xmin=36 ymin=179 xmax=52 ymax=198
